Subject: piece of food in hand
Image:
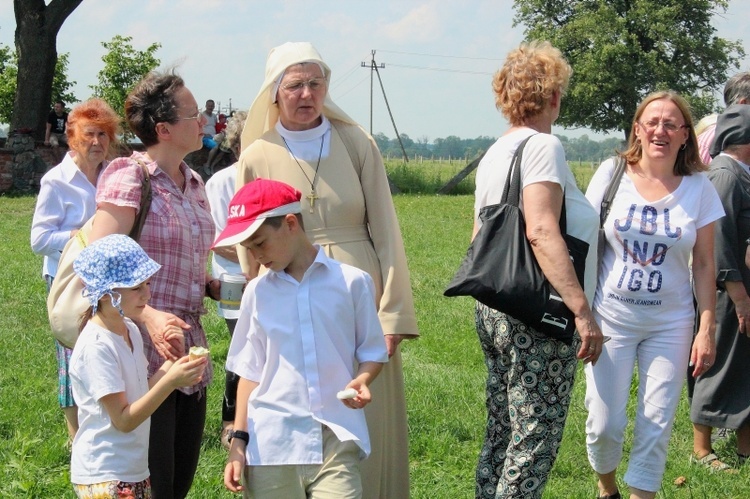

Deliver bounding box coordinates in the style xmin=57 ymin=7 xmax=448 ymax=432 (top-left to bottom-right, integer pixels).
xmin=336 ymin=388 xmax=358 ymax=400
xmin=188 ymin=346 xmax=210 ymax=361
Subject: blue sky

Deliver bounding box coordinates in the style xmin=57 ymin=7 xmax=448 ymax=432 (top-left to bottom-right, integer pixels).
xmin=1 ymin=0 xmax=748 ymax=140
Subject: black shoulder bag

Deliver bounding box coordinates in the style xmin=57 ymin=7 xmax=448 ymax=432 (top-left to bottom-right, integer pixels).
xmin=444 ymin=135 xmax=589 ymax=344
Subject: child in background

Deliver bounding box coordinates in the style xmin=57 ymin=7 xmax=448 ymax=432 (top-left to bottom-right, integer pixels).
xmin=215 ymin=113 xmax=227 ymax=134
xmin=216 ymin=179 xmax=388 ymax=498
xmin=69 ymin=234 xmax=207 ymax=499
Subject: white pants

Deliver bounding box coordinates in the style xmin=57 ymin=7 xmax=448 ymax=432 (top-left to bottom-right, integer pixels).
xmin=584 ymin=312 xmax=692 ymax=492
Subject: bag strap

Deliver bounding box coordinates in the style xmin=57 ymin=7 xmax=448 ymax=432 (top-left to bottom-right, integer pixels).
xmin=502 ymin=134 xmax=536 ymax=206
xmin=502 ymin=133 xmax=571 ymax=234
xmin=72 ymin=159 xmax=152 ymax=248
xmin=128 ymin=159 xmax=152 ymax=242
xmin=599 ymin=156 xmax=626 ymax=228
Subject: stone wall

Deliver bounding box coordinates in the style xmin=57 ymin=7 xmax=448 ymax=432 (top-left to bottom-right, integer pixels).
xmin=0 ymin=137 xmax=233 ymax=195
xmin=0 ymin=148 xmax=12 ymax=192
xmin=1 ymin=132 xmax=54 ymax=193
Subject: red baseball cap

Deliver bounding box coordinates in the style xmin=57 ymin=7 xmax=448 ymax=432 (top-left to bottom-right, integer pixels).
xmin=211 ymin=178 xmax=301 ymax=249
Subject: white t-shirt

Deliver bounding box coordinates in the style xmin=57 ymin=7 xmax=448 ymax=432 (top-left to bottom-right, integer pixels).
xmin=226 ymin=246 xmax=388 ymax=465
xmin=474 ymin=128 xmax=599 ymax=304
xmin=70 ymin=320 xmax=150 ymax=484
xmin=586 ymin=158 xmax=724 ymax=329
xmin=206 ymin=164 xmax=242 ymax=319
xmin=202 ymin=112 xmax=217 ymax=136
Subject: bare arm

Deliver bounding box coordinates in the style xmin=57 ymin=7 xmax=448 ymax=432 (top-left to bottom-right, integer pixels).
xmin=88 ymin=202 xmax=136 ymax=243
xmin=725 ymin=281 xmax=750 ymax=338
xmin=341 ymin=361 xmax=384 ymax=410
xmin=224 ymin=376 xmax=259 ymax=493
xmin=213 ymin=246 xmax=240 ymax=263
xmin=523 ymin=181 xmax=604 ymax=363
xmin=90 ymin=203 xmax=189 ymax=359
xmin=99 ymin=356 xmax=206 ymax=433
xmin=472 ymin=219 xmax=481 ymax=240
xmin=690 ymin=223 xmax=718 ymax=376
xmin=44 ymin=122 xmax=52 ymax=144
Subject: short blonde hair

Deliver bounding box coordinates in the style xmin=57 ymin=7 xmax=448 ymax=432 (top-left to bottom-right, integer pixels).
xmin=493 ymin=41 xmax=572 ymax=126
xmin=694 ymin=113 xmax=717 ymax=136
xmin=224 ymin=110 xmax=247 ymax=154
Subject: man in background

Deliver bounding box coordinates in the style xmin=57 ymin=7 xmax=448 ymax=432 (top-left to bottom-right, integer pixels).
xmin=202 ymin=99 xmax=218 ymax=149
xmin=45 ymin=101 xmax=68 ymax=148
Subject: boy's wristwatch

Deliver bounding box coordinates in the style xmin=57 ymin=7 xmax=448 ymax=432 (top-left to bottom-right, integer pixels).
xmin=230 ymin=430 xmax=249 ymax=444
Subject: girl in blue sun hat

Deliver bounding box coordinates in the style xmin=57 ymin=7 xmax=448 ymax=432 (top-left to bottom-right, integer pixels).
xmin=69 ymin=234 xmax=207 ymax=499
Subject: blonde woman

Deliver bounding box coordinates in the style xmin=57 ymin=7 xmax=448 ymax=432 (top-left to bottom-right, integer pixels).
xmin=584 ymin=91 xmax=723 ymax=499
xmin=473 ymin=41 xmax=602 ymax=499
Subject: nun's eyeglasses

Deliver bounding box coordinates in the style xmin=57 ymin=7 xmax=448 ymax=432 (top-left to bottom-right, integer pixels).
xmin=281 ymin=78 xmax=326 ymax=94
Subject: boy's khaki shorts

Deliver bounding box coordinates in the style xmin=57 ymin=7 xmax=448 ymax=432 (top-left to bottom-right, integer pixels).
xmin=242 ymin=426 xmax=362 ymax=498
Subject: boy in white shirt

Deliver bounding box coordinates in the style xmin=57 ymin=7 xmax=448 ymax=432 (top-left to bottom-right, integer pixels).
xmin=216 ymin=178 xmax=388 ymax=498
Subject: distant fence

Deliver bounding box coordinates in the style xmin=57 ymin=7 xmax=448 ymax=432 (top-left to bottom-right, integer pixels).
xmin=384 ymin=154 xmax=476 ymax=164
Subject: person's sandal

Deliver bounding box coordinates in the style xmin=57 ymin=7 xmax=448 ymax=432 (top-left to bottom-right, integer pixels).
xmin=220 ymin=423 xmax=234 ymax=451
xmin=690 ymin=451 xmax=737 ymax=473
xmin=596 ymin=492 xmax=621 ymax=499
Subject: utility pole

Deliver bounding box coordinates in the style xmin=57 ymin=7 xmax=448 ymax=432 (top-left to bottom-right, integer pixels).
xmin=361 ymin=50 xmax=381 ymax=135
xmin=361 ymin=50 xmax=409 ymax=162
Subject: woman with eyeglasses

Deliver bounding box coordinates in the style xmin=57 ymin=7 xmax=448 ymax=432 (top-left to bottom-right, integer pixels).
xmin=584 ymin=91 xmax=724 ymax=499
xmin=233 ymin=42 xmax=418 ymax=498
xmin=86 ymin=70 xmax=217 ymax=499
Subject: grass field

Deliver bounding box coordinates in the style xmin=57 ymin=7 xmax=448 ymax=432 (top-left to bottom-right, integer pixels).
xmin=1 ymin=192 xmax=748 ymax=498
xmin=382 ymin=158 xmax=598 ymax=196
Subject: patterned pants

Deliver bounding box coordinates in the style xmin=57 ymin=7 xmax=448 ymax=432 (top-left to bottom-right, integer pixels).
xmin=73 ymin=478 xmax=151 ymax=498
xmin=47 ymin=276 xmax=75 ymax=409
xmin=474 ymin=303 xmax=579 ymax=499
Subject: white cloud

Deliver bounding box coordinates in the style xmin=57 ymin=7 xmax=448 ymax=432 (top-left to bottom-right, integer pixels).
xmin=381 ymin=3 xmax=442 ymax=44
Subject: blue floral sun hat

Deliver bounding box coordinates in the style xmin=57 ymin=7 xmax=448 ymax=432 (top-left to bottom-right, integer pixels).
xmin=73 ymin=234 xmax=161 ymax=315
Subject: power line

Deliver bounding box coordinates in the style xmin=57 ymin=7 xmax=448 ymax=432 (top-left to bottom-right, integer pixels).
xmin=385 ymin=63 xmax=494 ymax=75
xmin=330 ymin=64 xmax=361 ymax=90
xmin=376 ymin=49 xmax=502 ymax=62
xmin=334 ymin=74 xmax=371 ymax=99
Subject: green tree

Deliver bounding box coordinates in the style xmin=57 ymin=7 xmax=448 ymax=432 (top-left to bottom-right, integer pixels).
xmin=51 ymin=53 xmax=77 ymax=107
xmin=513 ymin=0 xmax=745 ymax=138
xmin=91 ymin=35 xmax=161 ymax=127
xmin=0 ymin=45 xmax=15 ymax=125
xmin=11 ymin=0 xmax=82 ymax=137
xmin=0 ymin=45 xmax=76 ymax=126
xmin=373 ymin=132 xmax=390 ymax=154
